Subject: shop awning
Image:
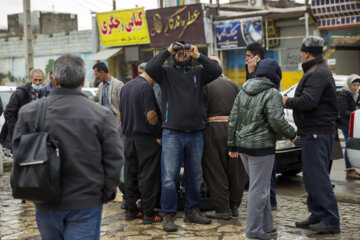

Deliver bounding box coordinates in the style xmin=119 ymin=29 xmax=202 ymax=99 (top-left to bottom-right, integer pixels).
xmin=87 ymin=47 xmax=122 ymax=61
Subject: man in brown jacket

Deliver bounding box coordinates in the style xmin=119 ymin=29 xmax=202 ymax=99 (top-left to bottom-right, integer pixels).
xmin=202 ymin=55 xmax=247 ymax=219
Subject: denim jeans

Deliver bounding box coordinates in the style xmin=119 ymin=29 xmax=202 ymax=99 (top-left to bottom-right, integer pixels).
xmin=160 ymin=129 xmax=204 ymax=214
xmin=36 ymin=205 xmax=102 ymax=240
xmin=342 ymin=130 xmax=351 ymax=169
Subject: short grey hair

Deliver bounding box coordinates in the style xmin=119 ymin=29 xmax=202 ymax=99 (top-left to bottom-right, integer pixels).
xmin=30 ymin=69 xmax=44 ymax=79
xmin=53 ymin=54 xmax=85 ymax=88
xmin=302 ymin=36 xmax=324 ymax=47
xmin=138 ymin=62 xmax=147 ymax=70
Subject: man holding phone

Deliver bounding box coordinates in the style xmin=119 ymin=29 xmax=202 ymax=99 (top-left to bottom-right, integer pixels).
xmin=145 ymin=41 xmax=222 ymax=232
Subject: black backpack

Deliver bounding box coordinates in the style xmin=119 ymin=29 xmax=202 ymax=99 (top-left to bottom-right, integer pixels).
xmin=10 ymin=97 xmax=61 ymax=203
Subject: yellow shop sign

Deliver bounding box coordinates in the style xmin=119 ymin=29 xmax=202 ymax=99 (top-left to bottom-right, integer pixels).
xmin=96 ymin=8 xmax=150 ymax=46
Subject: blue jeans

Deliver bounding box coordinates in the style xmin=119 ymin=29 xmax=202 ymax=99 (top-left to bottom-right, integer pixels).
xmin=301 ymin=134 xmax=339 ymax=226
xmin=161 ymin=129 xmax=204 ymax=214
xmin=342 ymin=130 xmax=351 ymax=169
xmin=36 ymin=205 xmax=102 ymax=240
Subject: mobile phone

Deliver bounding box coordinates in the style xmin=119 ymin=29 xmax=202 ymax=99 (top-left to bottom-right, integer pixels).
xmin=252 ymin=56 xmax=260 ymax=63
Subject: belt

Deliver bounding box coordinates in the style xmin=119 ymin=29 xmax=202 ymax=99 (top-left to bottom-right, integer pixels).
xmin=208 ymin=116 xmax=229 ymax=122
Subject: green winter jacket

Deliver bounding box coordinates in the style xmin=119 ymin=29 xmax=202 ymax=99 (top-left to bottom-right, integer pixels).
xmin=227 ymin=78 xmax=296 ymax=155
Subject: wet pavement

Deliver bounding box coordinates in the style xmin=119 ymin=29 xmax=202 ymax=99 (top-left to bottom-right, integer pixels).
xmin=1 ymin=159 xmax=360 ymax=240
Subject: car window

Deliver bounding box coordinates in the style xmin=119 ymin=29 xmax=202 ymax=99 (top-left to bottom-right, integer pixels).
xmin=0 ymin=91 xmax=14 ymax=108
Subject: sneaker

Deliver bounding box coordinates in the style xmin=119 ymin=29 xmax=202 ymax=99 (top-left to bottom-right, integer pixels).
xmin=230 ymin=206 xmax=239 ymax=217
xmin=309 ymin=222 xmax=340 ymax=234
xmin=143 ymin=214 xmax=163 ymax=225
xmin=346 ymin=169 xmax=360 ymax=180
xmin=163 ymin=213 xmax=177 ymax=232
xmin=206 ymin=210 xmax=232 ymax=220
xmin=184 ymin=208 xmax=212 ymax=224
xmin=253 ymin=233 xmax=276 ymax=240
xmin=125 ymin=211 xmax=143 ymax=221
xmin=295 ymin=218 xmax=319 ymax=229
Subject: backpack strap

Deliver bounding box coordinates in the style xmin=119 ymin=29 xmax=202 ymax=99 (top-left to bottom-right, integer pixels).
xmin=34 ymin=98 xmax=47 ymax=132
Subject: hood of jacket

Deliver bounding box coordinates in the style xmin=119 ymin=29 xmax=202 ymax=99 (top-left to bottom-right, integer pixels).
xmin=242 ymin=78 xmax=276 ymax=96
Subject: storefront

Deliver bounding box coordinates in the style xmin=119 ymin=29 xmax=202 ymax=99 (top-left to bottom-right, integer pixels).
xmin=311 ymin=0 xmax=360 ymax=75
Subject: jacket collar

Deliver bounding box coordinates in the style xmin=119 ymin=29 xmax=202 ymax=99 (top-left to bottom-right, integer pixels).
xmin=49 ymin=87 xmax=87 ymax=97
xmin=302 ymin=55 xmax=323 ymax=73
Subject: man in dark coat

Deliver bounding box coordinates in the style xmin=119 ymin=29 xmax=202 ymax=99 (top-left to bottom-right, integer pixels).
xmin=1 ymin=69 xmax=44 ymax=148
xmin=202 ymin=55 xmax=247 ymax=220
xmin=13 ymin=55 xmax=124 ymax=239
xmin=145 ymin=41 xmax=222 ymax=232
xmin=283 ymin=36 xmax=340 ymax=234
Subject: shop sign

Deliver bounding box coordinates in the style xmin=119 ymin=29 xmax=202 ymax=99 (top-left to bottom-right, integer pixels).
xmin=146 ymin=4 xmax=206 ymax=48
xmin=214 ymin=17 xmax=263 ymax=50
xmin=97 ymin=8 xmax=150 ymax=47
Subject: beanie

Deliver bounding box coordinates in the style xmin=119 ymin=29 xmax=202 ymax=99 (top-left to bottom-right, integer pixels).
xmin=255 ymin=59 xmax=281 ymax=88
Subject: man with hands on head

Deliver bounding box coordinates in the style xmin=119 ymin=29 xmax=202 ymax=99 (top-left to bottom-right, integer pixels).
xmin=145 ymin=41 xmax=222 ymax=232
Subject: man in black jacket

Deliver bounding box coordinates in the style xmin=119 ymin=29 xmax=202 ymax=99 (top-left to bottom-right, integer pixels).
xmin=13 ymin=55 xmax=124 ymax=239
xmin=120 ymin=70 xmax=162 ymax=225
xmin=1 ymin=69 xmax=44 ymax=148
xmin=283 ymin=36 xmax=340 ymax=234
xmin=145 ymin=42 xmax=222 ymax=232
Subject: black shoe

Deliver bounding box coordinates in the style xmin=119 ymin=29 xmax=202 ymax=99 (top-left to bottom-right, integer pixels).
xmin=254 ymin=233 xmax=276 ymax=240
xmin=163 ymin=213 xmax=177 ymax=232
xmin=295 ymin=218 xmax=319 ymax=229
xmin=184 ymin=208 xmax=212 ymax=224
xmin=266 ymin=228 xmax=277 ymax=234
xmin=125 ymin=211 xmax=143 ymax=221
xmin=143 ymin=214 xmax=163 ymax=225
xmin=205 ymin=210 xmax=232 ymax=220
xmin=271 ymin=205 xmax=277 ymax=211
xmin=230 ymin=206 xmax=239 ymax=217
xmin=309 ymin=222 xmax=340 ymax=234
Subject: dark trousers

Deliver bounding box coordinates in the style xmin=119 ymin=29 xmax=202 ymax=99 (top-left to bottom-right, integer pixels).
xmin=202 ymin=122 xmax=247 ymax=212
xmin=301 ymin=134 xmax=340 ymax=226
xmin=124 ymin=139 xmax=161 ymax=216
xmin=270 ymin=160 xmax=277 ymax=207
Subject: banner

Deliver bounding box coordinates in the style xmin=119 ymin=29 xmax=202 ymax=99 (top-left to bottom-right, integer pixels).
xmin=215 ymin=17 xmax=263 ymax=50
xmin=96 ymin=8 xmax=150 ymax=47
xmin=146 ymin=4 xmax=206 ymax=48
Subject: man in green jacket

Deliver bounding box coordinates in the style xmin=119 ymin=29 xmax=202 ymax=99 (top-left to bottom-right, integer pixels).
xmin=228 ymin=59 xmax=296 ymax=240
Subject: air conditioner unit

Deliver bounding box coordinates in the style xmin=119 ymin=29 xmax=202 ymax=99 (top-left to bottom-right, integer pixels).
xmin=248 ymin=0 xmax=263 ymax=8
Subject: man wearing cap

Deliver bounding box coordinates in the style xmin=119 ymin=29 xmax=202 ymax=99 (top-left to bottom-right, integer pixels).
xmin=228 ymin=59 xmax=296 ymax=240
xmin=145 ymin=41 xmax=222 ymax=232
xmin=283 ymin=36 xmax=340 ymax=234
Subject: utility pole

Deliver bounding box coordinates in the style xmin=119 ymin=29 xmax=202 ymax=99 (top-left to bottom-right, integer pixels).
xmin=113 ymin=0 xmax=116 ymax=10
xmin=23 ymin=0 xmax=34 ymax=80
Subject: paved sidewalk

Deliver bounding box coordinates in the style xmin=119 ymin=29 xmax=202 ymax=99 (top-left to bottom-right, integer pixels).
xmin=1 ymin=171 xmax=359 ymax=240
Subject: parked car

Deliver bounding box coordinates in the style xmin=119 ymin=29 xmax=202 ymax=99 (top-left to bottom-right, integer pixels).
xmin=81 ymin=87 xmax=98 ymax=98
xmin=347 ymin=109 xmax=360 ymax=168
xmin=276 ymin=74 xmax=348 ymax=176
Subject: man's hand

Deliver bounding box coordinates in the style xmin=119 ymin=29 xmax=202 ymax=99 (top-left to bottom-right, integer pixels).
xmin=186 ymin=45 xmax=200 ymax=59
xmin=156 ymin=139 xmax=162 ymax=145
xmin=167 ymin=43 xmax=176 ymax=56
xmin=229 ymin=151 xmax=238 ymax=159
xmin=282 ymin=96 xmax=289 ymax=108
xmin=247 ymin=56 xmax=259 ymax=73
xmin=290 ymin=135 xmax=297 ymax=143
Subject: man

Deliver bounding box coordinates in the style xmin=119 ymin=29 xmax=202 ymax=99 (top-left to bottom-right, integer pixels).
xmin=140 ymin=62 xmax=162 ymax=109
xmin=283 ymin=36 xmax=340 ymax=234
xmin=145 ymin=41 xmax=222 ymax=232
xmin=120 ymin=70 xmax=162 ymax=225
xmin=41 ymin=70 xmax=57 ymax=96
xmin=202 ymin=55 xmax=247 ymax=220
xmin=12 ymin=54 xmax=124 ymax=239
xmin=245 ymin=43 xmax=279 ymax=210
xmin=92 ymin=62 xmax=124 ymax=117
xmin=228 ymin=59 xmax=296 ymax=240
xmin=1 ymin=69 xmax=44 ymax=148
